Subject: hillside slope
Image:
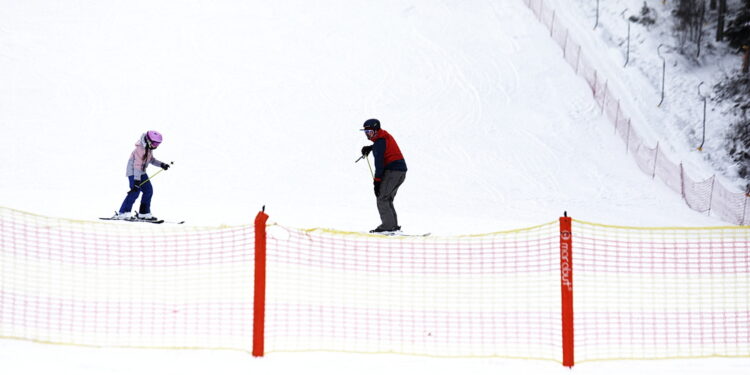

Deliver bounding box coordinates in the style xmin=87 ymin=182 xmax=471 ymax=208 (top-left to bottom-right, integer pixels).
xmin=0 ymin=0 xmax=726 ymax=234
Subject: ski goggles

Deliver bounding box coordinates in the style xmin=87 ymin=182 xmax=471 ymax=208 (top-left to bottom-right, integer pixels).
xmin=362 ymin=129 xmax=376 ymax=137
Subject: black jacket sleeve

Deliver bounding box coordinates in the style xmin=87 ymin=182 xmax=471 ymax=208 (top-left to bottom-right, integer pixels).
xmin=372 ymin=138 xmax=386 ymax=180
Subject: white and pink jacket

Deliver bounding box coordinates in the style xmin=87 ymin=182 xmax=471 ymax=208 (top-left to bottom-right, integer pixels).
xmin=126 ymin=133 xmax=164 ymax=178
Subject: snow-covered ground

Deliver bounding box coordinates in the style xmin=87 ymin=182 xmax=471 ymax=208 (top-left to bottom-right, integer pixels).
xmin=0 ymin=0 xmax=747 ymax=374
xmin=0 ymin=0 xmax=728 ymax=232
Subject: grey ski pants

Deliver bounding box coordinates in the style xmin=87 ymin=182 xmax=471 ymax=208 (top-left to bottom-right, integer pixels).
xmin=376 ymin=170 xmax=406 ymax=230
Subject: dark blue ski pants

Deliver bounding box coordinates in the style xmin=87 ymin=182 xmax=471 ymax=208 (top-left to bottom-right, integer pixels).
xmin=119 ymin=174 xmax=153 ymax=214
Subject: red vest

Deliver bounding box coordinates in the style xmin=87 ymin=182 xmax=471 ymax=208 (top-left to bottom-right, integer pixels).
xmin=372 ymin=129 xmax=404 ymax=166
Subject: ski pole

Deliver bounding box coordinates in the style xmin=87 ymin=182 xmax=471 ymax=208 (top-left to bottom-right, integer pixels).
xmin=129 ymin=161 xmax=174 ymax=192
xmin=355 ymin=153 xmax=373 ymax=179
xmin=364 ymin=154 xmax=373 ymax=179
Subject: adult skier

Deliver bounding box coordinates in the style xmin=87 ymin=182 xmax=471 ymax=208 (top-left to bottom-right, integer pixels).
xmin=360 ymin=118 xmax=407 ymax=233
xmin=112 ymin=130 xmax=170 ymax=221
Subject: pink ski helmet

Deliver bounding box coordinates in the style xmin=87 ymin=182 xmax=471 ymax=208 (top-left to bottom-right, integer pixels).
xmin=145 ymin=130 xmax=163 ymax=149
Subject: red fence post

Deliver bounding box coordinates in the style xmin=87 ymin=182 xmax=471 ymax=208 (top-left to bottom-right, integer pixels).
xmin=253 ymin=210 xmax=269 ymax=357
xmin=559 ymin=215 xmax=574 ymax=367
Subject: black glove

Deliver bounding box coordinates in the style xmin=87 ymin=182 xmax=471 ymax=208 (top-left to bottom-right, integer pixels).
xmin=130 ymin=180 xmax=142 ymax=193
xmin=361 ymin=146 xmax=372 ymax=157
xmin=373 ymin=179 xmax=381 ymax=197
xmin=161 ymin=163 xmax=170 ymax=170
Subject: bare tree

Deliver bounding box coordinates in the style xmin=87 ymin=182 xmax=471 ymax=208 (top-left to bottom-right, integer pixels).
xmin=725 ymin=0 xmax=750 ymax=50
xmin=698 ymin=1 xmax=706 ymax=57
xmin=717 ymin=0 xmax=727 ymax=41
xmin=673 ymin=0 xmax=705 ymax=55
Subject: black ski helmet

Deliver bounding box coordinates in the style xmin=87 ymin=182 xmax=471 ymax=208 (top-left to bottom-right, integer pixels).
xmin=362 ymin=118 xmax=381 ymax=130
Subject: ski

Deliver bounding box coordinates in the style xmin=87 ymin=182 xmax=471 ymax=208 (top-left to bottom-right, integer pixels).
xmin=100 ymin=217 xmax=165 ymax=224
xmin=370 ymin=231 xmax=431 ymax=237
xmin=100 ymin=217 xmax=184 ymax=224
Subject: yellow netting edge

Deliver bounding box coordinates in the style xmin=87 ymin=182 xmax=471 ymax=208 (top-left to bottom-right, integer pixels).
xmin=0 ymin=334 xmax=251 ymax=354
xmin=0 ymin=205 xmax=249 ymax=230
xmin=5 ymin=334 xmax=748 ymax=364
xmin=572 ymin=218 xmax=750 ymax=231
xmin=287 ymin=220 xmax=559 ymax=239
xmin=7 ymin=203 xmax=750 ymax=235
xmin=263 ymin=348 xmax=562 ymax=363
xmin=1 ymin=334 xmax=566 ymax=362
xmin=575 ymin=353 xmax=750 ymax=364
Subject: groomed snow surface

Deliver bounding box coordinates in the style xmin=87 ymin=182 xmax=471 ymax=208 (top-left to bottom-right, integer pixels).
xmin=0 ymin=0 xmax=746 ymax=374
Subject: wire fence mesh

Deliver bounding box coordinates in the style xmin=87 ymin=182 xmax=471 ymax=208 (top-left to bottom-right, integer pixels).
xmin=523 ymin=0 xmax=750 ymax=225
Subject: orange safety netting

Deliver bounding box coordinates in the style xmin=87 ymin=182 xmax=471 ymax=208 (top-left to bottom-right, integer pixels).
xmin=0 ymin=207 xmax=255 ymax=351
xmin=1 ymin=207 xmax=748 ymax=365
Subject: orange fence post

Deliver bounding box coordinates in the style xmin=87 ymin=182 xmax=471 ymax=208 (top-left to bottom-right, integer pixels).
xmin=559 ymin=214 xmax=574 ymax=367
xmin=253 ymin=209 xmax=269 ymax=357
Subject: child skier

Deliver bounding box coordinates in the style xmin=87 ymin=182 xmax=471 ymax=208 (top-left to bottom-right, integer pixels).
xmin=113 ymin=130 xmax=170 ymax=221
